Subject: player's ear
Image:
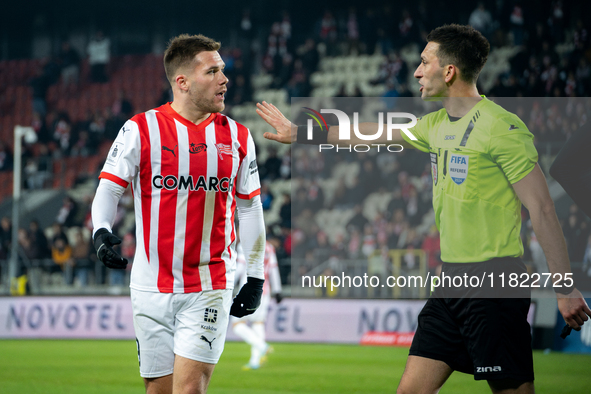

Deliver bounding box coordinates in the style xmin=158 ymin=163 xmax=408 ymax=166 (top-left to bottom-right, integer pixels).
xmin=175 ymin=73 xmax=189 ymax=92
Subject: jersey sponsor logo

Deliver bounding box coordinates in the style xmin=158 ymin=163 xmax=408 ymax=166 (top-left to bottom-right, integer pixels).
xmin=444 ymin=135 xmax=455 ymax=140
xmin=509 ymin=124 xmax=519 ymax=130
xmin=200 ymin=335 xmax=216 ymax=350
xmin=204 ymin=307 xmax=218 ymax=323
xmin=215 ymin=143 xmax=233 ymax=160
xmin=152 ymin=175 xmax=235 ymax=192
xmin=476 ymin=366 xmax=502 ymax=373
xmin=162 ymin=145 xmax=177 ymax=158
xmin=430 ymin=152 xmax=438 ymax=185
xmin=449 ymin=154 xmax=469 ymax=185
xmin=106 ymin=142 xmax=124 ymax=166
xmin=121 ymin=126 xmax=129 ymax=135
xmin=189 ymin=143 xmax=207 ymax=154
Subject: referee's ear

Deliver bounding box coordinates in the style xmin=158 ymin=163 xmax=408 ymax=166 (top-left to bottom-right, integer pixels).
xmin=444 ymin=64 xmax=457 ymax=84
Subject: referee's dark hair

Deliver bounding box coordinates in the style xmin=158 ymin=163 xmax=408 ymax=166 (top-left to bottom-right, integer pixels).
xmin=427 ymin=24 xmax=490 ymax=84
xmin=163 ymin=34 xmax=221 ymax=85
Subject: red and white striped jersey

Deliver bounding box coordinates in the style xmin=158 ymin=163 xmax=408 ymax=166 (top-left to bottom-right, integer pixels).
xmin=236 ymin=241 xmax=282 ymax=296
xmin=99 ymin=103 xmax=261 ymax=293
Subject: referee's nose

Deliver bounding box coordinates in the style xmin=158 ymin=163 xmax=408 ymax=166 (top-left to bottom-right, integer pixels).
xmin=414 ymin=63 xmax=423 ymax=79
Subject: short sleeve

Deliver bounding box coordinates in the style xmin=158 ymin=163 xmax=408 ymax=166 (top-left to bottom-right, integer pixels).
xmin=99 ymin=120 xmax=141 ymax=188
xmin=401 ymin=113 xmax=432 ymax=152
xmin=235 ymin=130 xmax=261 ymax=199
xmin=489 ymin=117 xmax=538 ymax=184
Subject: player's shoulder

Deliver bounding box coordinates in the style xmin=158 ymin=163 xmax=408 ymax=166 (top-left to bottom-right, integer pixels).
xmin=216 ymin=113 xmax=251 ymax=134
xmin=128 ymin=106 xmax=163 ymax=128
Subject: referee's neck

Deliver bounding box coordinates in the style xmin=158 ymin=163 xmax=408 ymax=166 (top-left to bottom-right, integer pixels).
xmin=442 ymin=95 xmax=482 ymax=118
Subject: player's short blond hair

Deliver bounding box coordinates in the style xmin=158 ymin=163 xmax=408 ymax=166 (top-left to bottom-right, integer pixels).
xmin=163 ymin=34 xmax=221 ymax=84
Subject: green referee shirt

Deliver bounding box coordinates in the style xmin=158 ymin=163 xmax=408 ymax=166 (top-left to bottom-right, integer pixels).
xmin=401 ymin=97 xmax=538 ymax=263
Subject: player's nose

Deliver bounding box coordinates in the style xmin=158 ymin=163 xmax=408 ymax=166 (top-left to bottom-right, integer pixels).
xmin=219 ymin=71 xmax=229 ymax=85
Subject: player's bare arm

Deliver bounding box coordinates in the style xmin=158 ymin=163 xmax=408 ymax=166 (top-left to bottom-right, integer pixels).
xmin=512 ymin=164 xmax=591 ymax=330
xmin=255 ymin=101 xmax=413 ymax=148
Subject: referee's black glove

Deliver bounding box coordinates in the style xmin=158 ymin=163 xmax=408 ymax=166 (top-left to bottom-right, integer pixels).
xmin=93 ymin=228 xmax=128 ymax=269
xmin=230 ymin=277 xmax=264 ymax=317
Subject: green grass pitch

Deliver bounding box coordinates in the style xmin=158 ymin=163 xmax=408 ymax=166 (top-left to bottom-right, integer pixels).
xmin=0 ymin=340 xmax=589 ymax=393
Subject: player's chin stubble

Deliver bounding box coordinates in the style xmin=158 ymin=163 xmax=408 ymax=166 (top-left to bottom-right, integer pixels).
xmin=191 ymin=93 xmax=224 ymax=114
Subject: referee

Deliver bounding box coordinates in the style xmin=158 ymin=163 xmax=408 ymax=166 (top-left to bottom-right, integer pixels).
xmin=257 ymin=24 xmax=591 ymax=394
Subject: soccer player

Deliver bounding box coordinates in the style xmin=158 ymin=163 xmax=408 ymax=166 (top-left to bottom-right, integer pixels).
xmin=91 ymin=34 xmax=266 ymax=394
xmin=232 ymin=238 xmax=283 ymax=370
xmin=256 ymin=24 xmax=591 ymax=394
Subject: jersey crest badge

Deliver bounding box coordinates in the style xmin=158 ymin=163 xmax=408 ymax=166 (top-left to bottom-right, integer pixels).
xmin=215 ymin=143 xmax=233 ymax=160
xmin=449 ymin=154 xmax=468 ymax=185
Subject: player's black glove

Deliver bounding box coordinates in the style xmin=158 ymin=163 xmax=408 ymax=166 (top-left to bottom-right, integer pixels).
xmin=93 ymin=228 xmax=128 ymax=269
xmin=274 ymin=293 xmax=283 ymax=304
xmin=230 ymin=277 xmax=264 ymax=317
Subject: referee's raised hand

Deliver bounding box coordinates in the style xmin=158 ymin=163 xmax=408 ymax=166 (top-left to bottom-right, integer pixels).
xmin=557 ymin=288 xmax=591 ymax=331
xmin=93 ymin=228 xmax=128 ymax=269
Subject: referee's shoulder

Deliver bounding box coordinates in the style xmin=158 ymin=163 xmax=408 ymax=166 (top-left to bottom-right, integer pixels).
xmin=481 ymin=101 xmax=529 ymax=135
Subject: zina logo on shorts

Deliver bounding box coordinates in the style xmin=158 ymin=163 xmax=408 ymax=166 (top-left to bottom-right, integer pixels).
xmin=476 ymin=366 xmax=502 ymax=373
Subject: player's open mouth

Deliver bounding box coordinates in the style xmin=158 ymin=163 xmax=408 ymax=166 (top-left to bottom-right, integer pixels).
xmin=216 ymin=91 xmax=226 ymax=100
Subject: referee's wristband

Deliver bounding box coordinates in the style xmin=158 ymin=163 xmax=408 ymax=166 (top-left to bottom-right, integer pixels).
xmin=553 ymin=280 xmax=575 ymax=295
xmin=296 ymin=125 xmax=329 ymax=145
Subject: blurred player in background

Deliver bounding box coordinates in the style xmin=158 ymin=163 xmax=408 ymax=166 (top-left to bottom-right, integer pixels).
xmin=257 ymin=24 xmax=591 ymax=394
xmin=91 ymin=34 xmax=265 ymax=394
xmin=232 ymin=234 xmax=283 ymax=370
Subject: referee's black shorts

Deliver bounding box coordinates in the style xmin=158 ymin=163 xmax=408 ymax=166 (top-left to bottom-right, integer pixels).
xmin=409 ymin=258 xmax=534 ymax=382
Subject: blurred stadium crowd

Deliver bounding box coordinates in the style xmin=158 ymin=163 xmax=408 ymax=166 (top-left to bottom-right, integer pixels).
xmin=0 ymin=1 xmax=590 ymax=294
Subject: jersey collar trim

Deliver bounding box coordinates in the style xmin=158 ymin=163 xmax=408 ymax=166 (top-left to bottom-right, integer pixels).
xmin=445 ymin=95 xmax=488 ymax=123
xmin=161 ymin=102 xmax=217 ymax=132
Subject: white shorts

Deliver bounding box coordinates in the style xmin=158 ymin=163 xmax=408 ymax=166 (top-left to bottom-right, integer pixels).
xmin=131 ymin=288 xmax=233 ymax=378
xmin=232 ymin=292 xmax=270 ymax=324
